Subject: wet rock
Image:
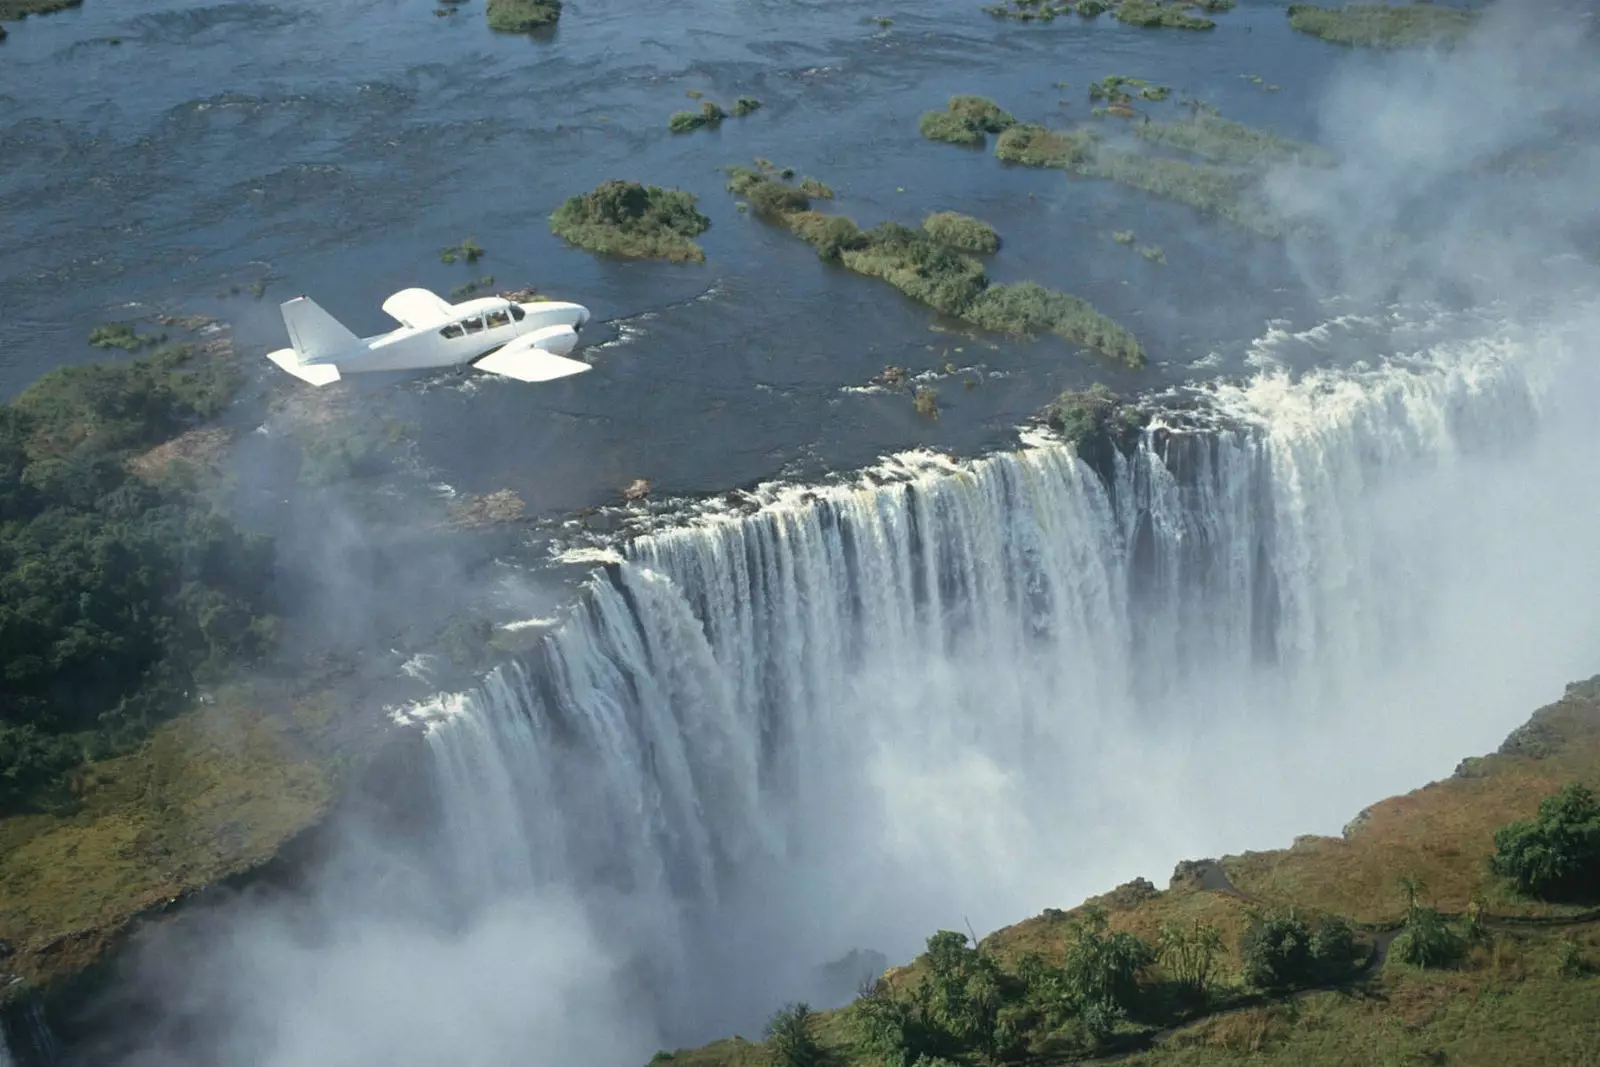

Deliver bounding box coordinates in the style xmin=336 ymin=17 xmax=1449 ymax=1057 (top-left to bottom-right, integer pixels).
xmin=623 ymin=478 xmax=651 ymax=502
xmin=872 ymin=365 xmax=909 ymax=388
xmin=446 ymin=489 xmax=527 ymax=528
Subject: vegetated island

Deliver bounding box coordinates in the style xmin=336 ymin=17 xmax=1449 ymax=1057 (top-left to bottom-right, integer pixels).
xmin=485 ymin=0 xmax=560 ymax=33
xmin=550 ymin=180 xmax=712 ymax=263
xmin=1287 ymin=2 xmax=1481 ymax=48
xmin=919 ymin=96 xmax=1018 ymax=147
xmin=726 ymin=161 xmax=1145 ymax=368
xmin=659 ymin=675 xmax=1600 ymax=1067
xmin=670 ymin=98 xmax=762 ymax=134
xmin=922 ymin=93 xmax=1331 ymax=239
xmin=982 ymin=0 xmax=1231 ymax=28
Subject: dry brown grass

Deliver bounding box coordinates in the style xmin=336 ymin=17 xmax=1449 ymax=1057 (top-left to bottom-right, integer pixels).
xmin=1223 ymin=685 xmax=1600 ymax=924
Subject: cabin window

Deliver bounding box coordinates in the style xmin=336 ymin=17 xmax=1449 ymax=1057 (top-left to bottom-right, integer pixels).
xmin=440 ymin=323 xmax=465 ymax=339
xmin=486 ymin=308 xmax=511 ymax=329
xmin=462 ymin=316 xmax=484 ymax=334
xmin=510 ymin=305 xmax=526 ymax=322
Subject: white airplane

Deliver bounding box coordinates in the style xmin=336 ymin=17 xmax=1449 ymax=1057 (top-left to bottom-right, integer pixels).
xmin=266 ymin=287 xmax=593 ymax=387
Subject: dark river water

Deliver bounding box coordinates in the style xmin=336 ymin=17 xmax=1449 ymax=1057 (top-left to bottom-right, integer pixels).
xmin=0 ymin=0 xmax=1355 ymax=510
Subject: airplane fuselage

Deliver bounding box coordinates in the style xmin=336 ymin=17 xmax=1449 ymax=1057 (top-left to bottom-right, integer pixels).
xmin=303 ymin=297 xmax=590 ymax=373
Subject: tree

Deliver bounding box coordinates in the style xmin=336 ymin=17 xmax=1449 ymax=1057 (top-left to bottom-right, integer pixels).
xmin=1490 ymin=782 xmax=1600 ymax=901
xmin=1060 ymin=906 xmax=1155 ymax=1035
xmin=1239 ymin=910 xmax=1311 ymax=991
xmin=1158 ymin=919 xmax=1224 ymax=1002
xmin=765 ymin=1002 xmax=824 ymax=1067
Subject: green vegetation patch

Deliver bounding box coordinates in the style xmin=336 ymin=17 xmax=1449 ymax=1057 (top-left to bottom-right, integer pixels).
xmin=0 ymin=0 xmax=80 ymax=18
xmin=0 ymin=342 xmax=274 ymax=815
xmin=1134 ymin=113 xmax=1335 ymax=167
xmin=731 ymin=96 xmax=762 ymax=117
xmin=919 ymin=95 xmax=1016 ymax=146
xmin=0 ymin=689 xmax=340 ymax=993
xmin=983 ymin=0 xmax=1076 ymax=21
xmin=485 ymin=0 xmax=560 ymax=32
xmin=88 ymin=322 xmax=165 ymax=351
xmin=922 ymin=211 xmax=1001 ymax=254
xmin=725 ymin=165 xmax=1143 ymax=367
xmin=1287 ymin=2 xmax=1481 ymax=48
xmin=1114 ymin=0 xmax=1216 ymax=30
xmin=994 ymin=123 xmax=1102 ymax=167
xmin=550 ymin=179 xmax=711 ymax=263
xmin=1491 ymin=783 xmax=1600 ymax=902
xmin=439 ymin=238 xmax=484 ymax=264
xmin=966 ymin=282 xmax=1145 ymax=367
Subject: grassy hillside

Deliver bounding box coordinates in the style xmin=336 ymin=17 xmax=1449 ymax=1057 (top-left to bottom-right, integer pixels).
xmin=663 ymin=677 xmax=1600 ymax=1067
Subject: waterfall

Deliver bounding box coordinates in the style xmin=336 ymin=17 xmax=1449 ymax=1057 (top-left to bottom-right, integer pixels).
xmin=403 ymin=305 xmax=1600 ymax=1045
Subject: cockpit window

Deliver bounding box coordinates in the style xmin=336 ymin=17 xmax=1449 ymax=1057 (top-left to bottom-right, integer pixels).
xmin=440 ymin=323 xmax=465 ymax=339
xmin=462 ymin=316 xmax=484 ymax=334
xmin=509 ymin=304 xmax=526 ymax=322
xmin=486 ymin=308 xmax=511 ymax=329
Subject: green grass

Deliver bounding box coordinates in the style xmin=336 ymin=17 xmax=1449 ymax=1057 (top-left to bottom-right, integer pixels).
xmin=1076 ymin=149 xmax=1282 ymax=237
xmin=0 ymin=688 xmax=343 ymax=996
xmin=1133 ymin=113 xmax=1334 ymax=167
xmin=965 ymin=282 xmax=1146 ymax=367
xmin=449 ymin=275 xmax=495 ymax=300
xmin=485 ymin=0 xmax=560 ymax=32
xmin=1287 ymin=2 xmax=1481 ymax=48
xmin=550 ymin=180 xmax=711 ymax=263
xmin=922 ymin=211 xmax=1001 ymax=254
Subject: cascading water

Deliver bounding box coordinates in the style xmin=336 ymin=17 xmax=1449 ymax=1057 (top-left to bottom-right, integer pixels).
xmin=408 ymin=305 xmax=1600 ymax=1049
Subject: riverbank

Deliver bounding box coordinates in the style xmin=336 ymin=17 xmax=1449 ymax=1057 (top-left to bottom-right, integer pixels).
xmin=664 ymin=675 xmax=1600 ymax=1066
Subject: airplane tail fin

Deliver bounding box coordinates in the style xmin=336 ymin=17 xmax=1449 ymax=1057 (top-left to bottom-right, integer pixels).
xmin=281 ymin=296 xmax=359 ymax=362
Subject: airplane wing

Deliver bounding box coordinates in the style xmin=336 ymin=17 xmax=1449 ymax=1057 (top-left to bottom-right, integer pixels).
xmin=474 ymin=333 xmax=592 ymax=384
xmin=381 ymin=288 xmax=454 ymax=329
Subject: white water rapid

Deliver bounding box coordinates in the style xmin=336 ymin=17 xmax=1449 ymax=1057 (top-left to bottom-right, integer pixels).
xmin=405 ymin=304 xmax=1600 ymax=1051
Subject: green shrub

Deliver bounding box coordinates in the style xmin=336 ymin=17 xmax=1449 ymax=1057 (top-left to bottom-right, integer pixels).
xmin=788 ymin=212 xmax=868 ymax=260
xmin=439 ymin=238 xmax=485 ymax=264
xmin=550 ymin=180 xmax=711 ymax=262
xmin=1113 ymin=0 xmax=1215 ymax=29
xmin=798 ymin=177 xmax=834 ymax=200
xmin=1077 ymin=0 xmax=1109 ymax=14
xmin=765 ymin=1003 xmax=824 ymax=1067
xmin=965 ymin=283 xmax=1146 ymax=367
xmin=1112 ymin=230 xmax=1136 ymax=245
xmin=1490 ymin=783 xmax=1600 ymax=901
xmin=993 ymin=124 xmax=1101 ymax=168
xmin=1240 ymin=910 xmax=1366 ymax=990
xmin=913 ymin=386 xmax=940 ymax=419
xmin=920 ymin=96 xmax=1016 ymax=145
xmin=920 ymin=110 xmax=985 ymax=146
xmin=732 ymin=96 xmax=762 ymax=116
xmin=1158 ymin=920 xmax=1224 ymax=1003
xmin=1390 ymin=905 xmax=1466 ymax=970
xmin=88 ymin=323 xmax=164 ymax=351
xmin=841 ymin=223 xmax=989 ymax=317
xmin=485 ymin=0 xmax=560 ymax=32
xmin=922 ymin=212 xmax=1000 ymax=254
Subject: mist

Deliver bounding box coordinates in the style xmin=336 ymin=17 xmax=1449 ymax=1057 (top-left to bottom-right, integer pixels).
xmin=59 ymin=4 xmax=1600 ymax=1065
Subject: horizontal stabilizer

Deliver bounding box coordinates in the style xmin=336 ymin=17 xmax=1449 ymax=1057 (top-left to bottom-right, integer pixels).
xmin=473 ymin=345 xmax=591 ymax=384
xmin=267 ymin=347 xmax=342 ymax=387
